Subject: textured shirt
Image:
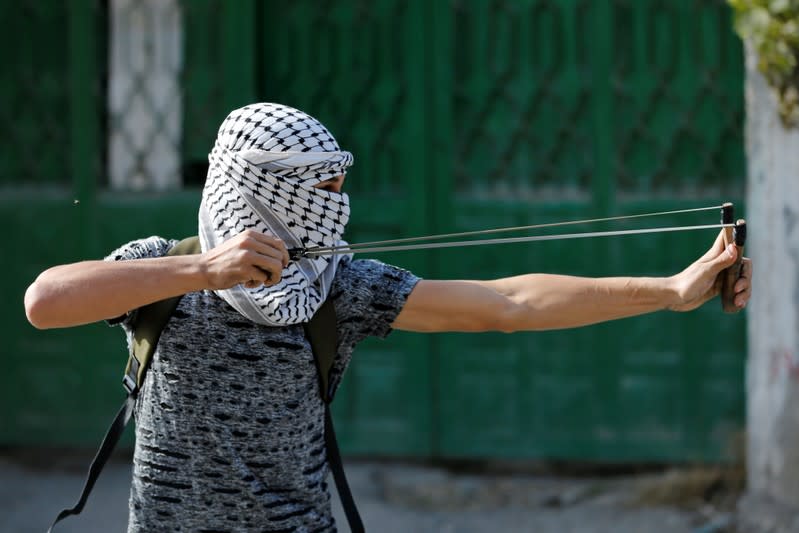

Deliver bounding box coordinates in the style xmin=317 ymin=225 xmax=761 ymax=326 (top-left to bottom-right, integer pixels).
xmin=106 ymin=236 xmax=419 ymax=532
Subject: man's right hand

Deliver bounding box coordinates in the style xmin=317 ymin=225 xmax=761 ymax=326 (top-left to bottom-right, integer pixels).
xmin=200 ymin=230 xmax=290 ymax=290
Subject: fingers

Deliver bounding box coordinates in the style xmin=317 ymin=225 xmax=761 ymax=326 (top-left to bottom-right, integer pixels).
xmin=235 ymin=230 xmax=289 ymax=287
xmin=236 ymin=263 xmax=274 ymax=289
xmin=696 ymin=229 xmax=727 ymax=262
xmin=245 ymin=252 xmax=285 ymax=286
xmin=707 ymin=242 xmax=738 ymax=274
xmin=203 ymin=230 xmax=291 ymax=290
xmin=243 ymin=278 xmax=264 ymax=289
xmin=241 ymin=230 xmax=290 ymax=267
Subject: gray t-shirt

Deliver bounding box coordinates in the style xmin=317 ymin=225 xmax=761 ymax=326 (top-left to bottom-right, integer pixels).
xmin=107 ymin=237 xmax=419 ymax=532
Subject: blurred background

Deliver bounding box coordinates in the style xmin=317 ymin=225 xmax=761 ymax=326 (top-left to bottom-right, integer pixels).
xmin=4 ymin=0 xmax=794 ymax=532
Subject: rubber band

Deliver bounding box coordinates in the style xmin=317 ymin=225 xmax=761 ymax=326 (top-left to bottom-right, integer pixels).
xmin=303 ymin=204 xmax=725 ymax=254
xmin=300 ymin=223 xmax=734 ymax=257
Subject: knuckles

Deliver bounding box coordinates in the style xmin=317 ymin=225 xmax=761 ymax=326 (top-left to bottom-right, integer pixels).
xmin=237 ymin=229 xmax=285 ymax=249
xmin=209 ymin=231 xmax=288 ymax=288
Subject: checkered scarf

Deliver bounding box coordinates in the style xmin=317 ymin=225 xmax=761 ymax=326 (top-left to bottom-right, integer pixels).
xmin=198 ymin=103 xmax=353 ymax=325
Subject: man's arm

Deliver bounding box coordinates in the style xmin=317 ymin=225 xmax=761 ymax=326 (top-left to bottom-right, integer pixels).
xmin=392 ymin=230 xmax=753 ymax=333
xmin=24 ymin=230 xmax=289 ymax=329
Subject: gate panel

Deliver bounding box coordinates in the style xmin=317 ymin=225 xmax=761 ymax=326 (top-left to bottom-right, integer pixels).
xmin=612 ymin=0 xmax=744 ymax=195
xmin=435 ymin=0 xmax=746 ymax=461
xmin=1 ymin=1 xmax=106 ymax=445
xmin=0 ymin=2 xmax=72 ymax=187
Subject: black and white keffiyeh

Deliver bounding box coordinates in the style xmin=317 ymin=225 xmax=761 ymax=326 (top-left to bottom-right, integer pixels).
xmin=199 ymin=103 xmax=353 ymax=325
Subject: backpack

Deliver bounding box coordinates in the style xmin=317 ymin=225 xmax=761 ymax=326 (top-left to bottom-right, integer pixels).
xmin=49 ymin=236 xmax=364 ymax=532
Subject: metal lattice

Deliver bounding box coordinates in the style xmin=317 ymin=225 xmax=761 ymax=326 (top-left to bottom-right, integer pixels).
xmin=453 ymin=0 xmax=597 ymax=199
xmin=451 ymin=0 xmax=744 ymax=201
xmin=612 ymin=0 xmax=744 ymax=196
xmin=259 ymin=0 xmax=413 ymax=197
xmin=108 ymin=0 xmax=183 ymax=191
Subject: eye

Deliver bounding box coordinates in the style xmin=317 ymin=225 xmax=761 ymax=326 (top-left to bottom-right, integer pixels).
xmin=314 ymin=176 xmax=343 ymax=192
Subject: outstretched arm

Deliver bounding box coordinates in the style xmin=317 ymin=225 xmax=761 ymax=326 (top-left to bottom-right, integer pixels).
xmin=392 ymin=230 xmax=753 ymax=333
xmin=24 ymin=230 xmax=289 ymax=329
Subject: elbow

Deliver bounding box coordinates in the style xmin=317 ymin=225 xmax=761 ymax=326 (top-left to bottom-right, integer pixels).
xmin=486 ymin=300 xmax=526 ymax=334
xmin=489 ymin=298 xmax=553 ymax=333
xmin=24 ymin=280 xmax=55 ymax=329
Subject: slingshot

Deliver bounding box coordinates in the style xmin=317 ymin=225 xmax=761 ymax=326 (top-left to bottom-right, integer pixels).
xmin=289 ymin=202 xmax=747 ymax=313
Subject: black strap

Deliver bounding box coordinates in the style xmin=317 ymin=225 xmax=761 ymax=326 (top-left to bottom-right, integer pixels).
xmin=303 ymin=298 xmax=338 ymax=403
xmin=304 ymin=299 xmax=364 ymax=533
xmin=125 ymin=236 xmax=202 ymax=393
xmin=49 ymin=237 xmax=199 ymax=532
xmin=48 ymin=395 xmax=136 ymax=533
xmin=325 ymin=405 xmax=364 ymax=532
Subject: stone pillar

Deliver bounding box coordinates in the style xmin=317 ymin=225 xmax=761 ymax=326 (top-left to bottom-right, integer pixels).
xmin=744 ymin=42 xmax=799 ymax=507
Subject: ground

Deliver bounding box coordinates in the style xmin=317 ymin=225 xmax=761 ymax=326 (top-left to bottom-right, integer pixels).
xmin=1 ymin=449 xmax=796 ymax=533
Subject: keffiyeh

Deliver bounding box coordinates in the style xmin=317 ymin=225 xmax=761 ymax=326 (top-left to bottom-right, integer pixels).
xmin=198 ymin=103 xmax=353 ymax=325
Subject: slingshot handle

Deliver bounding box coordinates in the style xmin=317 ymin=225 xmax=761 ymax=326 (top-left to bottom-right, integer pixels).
xmin=720 ymin=218 xmax=746 ymax=314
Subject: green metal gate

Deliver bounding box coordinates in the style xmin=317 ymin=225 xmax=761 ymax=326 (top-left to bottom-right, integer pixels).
xmin=242 ymin=0 xmax=746 ymax=461
xmin=2 ymin=0 xmax=746 ymax=462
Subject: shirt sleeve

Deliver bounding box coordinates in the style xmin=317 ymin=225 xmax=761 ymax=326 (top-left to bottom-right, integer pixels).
xmin=104 ymin=236 xmax=176 ymax=327
xmin=330 ymin=258 xmax=420 ymax=345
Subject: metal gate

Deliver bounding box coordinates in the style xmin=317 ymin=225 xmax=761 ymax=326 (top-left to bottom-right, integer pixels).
xmin=237 ymin=0 xmax=747 ymax=461
xmin=2 ymin=0 xmax=746 ymax=462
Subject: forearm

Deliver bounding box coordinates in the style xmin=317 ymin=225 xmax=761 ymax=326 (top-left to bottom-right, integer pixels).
xmin=484 ymin=273 xmax=678 ymax=331
xmin=24 ymin=257 xmax=208 ymax=329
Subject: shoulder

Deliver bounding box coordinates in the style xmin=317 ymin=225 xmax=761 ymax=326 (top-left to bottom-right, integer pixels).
xmin=105 ymin=236 xmax=178 ymax=262
xmin=334 ymin=257 xmax=419 ymax=292
xmin=331 ymin=257 xmax=420 ymax=332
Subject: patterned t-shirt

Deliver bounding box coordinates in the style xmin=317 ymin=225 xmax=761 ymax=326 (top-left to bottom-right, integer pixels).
xmin=106 ymin=237 xmax=419 ymax=532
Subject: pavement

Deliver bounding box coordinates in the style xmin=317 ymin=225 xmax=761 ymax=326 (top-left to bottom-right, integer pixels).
xmin=0 ymin=448 xmax=794 ymax=533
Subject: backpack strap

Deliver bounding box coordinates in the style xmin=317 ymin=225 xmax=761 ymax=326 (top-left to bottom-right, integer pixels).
xmin=303 ymin=297 xmax=338 ymax=403
xmin=47 ymin=395 xmax=136 ymax=533
xmin=303 ymin=298 xmax=365 ymax=533
xmin=124 ymin=236 xmax=202 ymax=394
xmin=49 ymin=236 xmax=201 ymax=533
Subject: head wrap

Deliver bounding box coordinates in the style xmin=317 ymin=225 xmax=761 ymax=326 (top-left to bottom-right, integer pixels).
xmin=198 ymin=103 xmax=353 ymax=325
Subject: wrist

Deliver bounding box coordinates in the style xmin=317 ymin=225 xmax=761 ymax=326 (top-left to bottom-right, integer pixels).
xmin=661 ymin=275 xmax=684 ymax=311
xmin=191 ymin=253 xmax=215 ymax=291
xmin=167 ymin=254 xmax=211 ymax=293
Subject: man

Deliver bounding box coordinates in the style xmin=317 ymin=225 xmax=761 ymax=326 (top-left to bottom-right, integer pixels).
xmin=24 ymin=103 xmax=752 ymax=532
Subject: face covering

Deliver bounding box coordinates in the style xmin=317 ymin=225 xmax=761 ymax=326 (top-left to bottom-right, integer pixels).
xmin=198 ymin=103 xmax=353 ymax=325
